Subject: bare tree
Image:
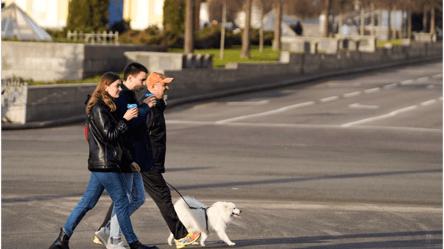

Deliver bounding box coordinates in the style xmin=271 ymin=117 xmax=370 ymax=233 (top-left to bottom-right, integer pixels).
xmin=323 ymin=0 xmax=331 ymax=37
xmin=241 ymin=0 xmax=252 ymax=58
xmin=220 ymin=0 xmax=227 ymax=59
xmin=184 ymin=0 xmax=194 ymax=54
xmin=273 ymin=0 xmax=282 ymax=50
xmin=255 ymin=0 xmax=273 ymax=52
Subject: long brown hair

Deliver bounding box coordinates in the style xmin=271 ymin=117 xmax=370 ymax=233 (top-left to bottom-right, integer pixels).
xmin=86 ymin=72 xmax=121 ymax=114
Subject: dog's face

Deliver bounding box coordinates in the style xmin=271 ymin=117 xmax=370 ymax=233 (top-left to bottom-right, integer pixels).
xmin=223 ymin=202 xmax=242 ymax=217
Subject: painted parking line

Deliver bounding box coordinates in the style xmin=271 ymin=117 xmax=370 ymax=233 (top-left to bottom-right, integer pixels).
xmin=216 ymin=101 xmax=315 ymax=124
xmin=343 ymin=91 xmax=362 ymax=98
xmin=384 ymin=83 xmax=398 ymax=89
xmin=401 ymin=79 xmax=415 ymax=85
xmin=364 ymin=88 xmax=380 ymax=94
xmin=349 ymin=103 xmax=380 ymax=110
xmin=320 ymin=96 xmax=339 ymax=103
xmin=421 ymin=99 xmax=437 ymax=106
xmin=417 ymin=77 xmax=430 ymax=82
xmin=226 ymin=100 xmax=269 ymax=106
xmin=341 ymin=105 xmax=418 ymax=127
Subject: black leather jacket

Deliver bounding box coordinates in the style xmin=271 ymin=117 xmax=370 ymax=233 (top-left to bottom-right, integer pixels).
xmin=86 ymin=100 xmax=132 ymax=172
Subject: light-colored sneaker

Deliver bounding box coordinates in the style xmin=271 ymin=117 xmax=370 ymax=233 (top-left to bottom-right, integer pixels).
xmin=107 ymin=237 xmax=125 ymax=249
xmin=95 ymin=227 xmax=110 ymax=247
xmin=93 ymin=236 xmax=103 ymax=245
xmin=174 ymin=232 xmax=201 ymax=249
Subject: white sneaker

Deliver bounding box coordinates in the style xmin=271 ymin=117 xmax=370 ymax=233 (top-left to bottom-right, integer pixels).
xmin=95 ymin=227 xmax=110 ymax=247
xmin=106 ymin=237 xmax=125 ymax=249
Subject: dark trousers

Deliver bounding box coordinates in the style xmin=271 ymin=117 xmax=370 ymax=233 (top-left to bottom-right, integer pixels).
xmin=99 ymin=171 xmax=188 ymax=240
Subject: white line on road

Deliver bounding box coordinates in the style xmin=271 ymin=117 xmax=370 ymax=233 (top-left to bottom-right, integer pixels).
xmin=320 ymin=96 xmax=339 ymax=102
xmin=417 ymin=77 xmax=430 ymax=82
xmin=215 ymin=101 xmax=315 ymax=124
xmin=226 ymin=100 xmax=269 ymax=106
xmin=364 ymin=88 xmax=380 ymax=94
xmin=401 ymin=79 xmax=415 ymax=85
xmin=420 ymin=99 xmax=437 ymax=106
xmin=384 ymin=83 xmax=398 ymax=89
xmin=432 ymin=74 xmax=443 ymax=79
xmin=349 ymin=103 xmax=380 ymax=110
xmin=341 ymin=105 xmax=418 ymax=127
xmin=166 ymin=120 xmax=442 ymax=133
xmin=343 ymin=91 xmax=362 ymax=98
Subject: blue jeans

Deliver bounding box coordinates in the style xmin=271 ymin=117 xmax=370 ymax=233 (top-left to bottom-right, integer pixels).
xmin=63 ymin=172 xmax=140 ymax=244
xmin=109 ymin=173 xmax=145 ymax=240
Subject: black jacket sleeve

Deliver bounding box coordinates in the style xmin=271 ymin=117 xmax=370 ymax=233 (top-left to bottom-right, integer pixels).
xmin=92 ymin=105 xmax=129 ymax=142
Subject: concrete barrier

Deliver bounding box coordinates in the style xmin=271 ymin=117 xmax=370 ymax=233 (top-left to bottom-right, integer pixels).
xmin=1 ymin=41 xmax=442 ymax=126
xmin=1 ymin=42 xmax=167 ymax=81
xmin=124 ymin=52 xmax=213 ymax=74
xmin=282 ymin=35 xmax=377 ymax=54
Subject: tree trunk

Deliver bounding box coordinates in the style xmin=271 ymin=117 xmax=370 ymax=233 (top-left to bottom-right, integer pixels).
xmin=220 ymin=0 xmax=227 ymax=60
xmin=370 ymin=3 xmax=375 ymax=36
xmin=430 ymin=7 xmax=435 ymax=35
xmin=194 ymin=0 xmax=201 ymax=31
xmin=259 ymin=8 xmax=264 ymax=52
xmin=378 ymin=9 xmax=383 ymax=39
xmin=360 ymin=4 xmax=365 ymax=35
xmin=241 ymin=0 xmax=252 ymax=58
xmin=423 ymin=6 xmax=428 ymax=32
xmin=323 ymin=0 xmax=331 ymax=37
xmin=393 ymin=5 xmax=397 ymax=39
xmin=273 ymin=0 xmax=282 ymax=50
xmin=184 ymin=0 xmax=194 ymax=54
xmin=407 ymin=5 xmax=412 ymax=39
xmin=387 ymin=8 xmax=391 ymax=40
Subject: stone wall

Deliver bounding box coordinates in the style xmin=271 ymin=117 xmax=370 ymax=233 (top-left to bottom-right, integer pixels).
xmin=1 ymin=42 xmax=167 ymax=81
xmin=1 ymin=41 xmax=441 ymax=124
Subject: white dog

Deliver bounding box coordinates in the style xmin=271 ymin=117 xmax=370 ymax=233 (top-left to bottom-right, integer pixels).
xmin=167 ymin=196 xmax=241 ymax=247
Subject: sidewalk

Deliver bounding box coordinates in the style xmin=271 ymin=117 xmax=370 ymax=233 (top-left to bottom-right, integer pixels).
xmin=2 ymin=56 xmax=441 ymax=130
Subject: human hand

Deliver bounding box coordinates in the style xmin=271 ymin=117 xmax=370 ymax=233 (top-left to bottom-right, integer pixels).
xmin=123 ymin=107 xmax=138 ymax=121
xmin=129 ymin=162 xmax=140 ymax=172
xmin=143 ymin=96 xmax=157 ymax=108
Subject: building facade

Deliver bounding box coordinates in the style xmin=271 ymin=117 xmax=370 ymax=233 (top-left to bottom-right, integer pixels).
xmin=2 ymin=0 xmax=165 ymax=30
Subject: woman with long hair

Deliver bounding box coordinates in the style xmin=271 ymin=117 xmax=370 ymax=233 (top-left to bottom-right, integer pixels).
xmin=49 ymin=72 xmax=157 ymax=249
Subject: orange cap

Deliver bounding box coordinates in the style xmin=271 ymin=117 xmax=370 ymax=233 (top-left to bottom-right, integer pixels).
xmin=147 ymin=72 xmax=174 ymax=87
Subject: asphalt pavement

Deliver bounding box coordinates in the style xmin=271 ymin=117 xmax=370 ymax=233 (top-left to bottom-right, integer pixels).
xmin=2 ymin=60 xmax=443 ymax=248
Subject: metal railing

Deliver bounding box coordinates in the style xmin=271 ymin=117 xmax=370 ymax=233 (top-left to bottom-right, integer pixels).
xmin=67 ymin=30 xmax=119 ymax=44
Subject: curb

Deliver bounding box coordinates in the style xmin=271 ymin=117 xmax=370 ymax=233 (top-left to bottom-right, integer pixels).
xmin=2 ymin=56 xmax=442 ymax=130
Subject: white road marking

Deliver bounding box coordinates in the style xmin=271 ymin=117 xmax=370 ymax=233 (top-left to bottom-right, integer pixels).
xmin=226 ymin=100 xmax=269 ymax=106
xmin=417 ymin=77 xmax=430 ymax=82
xmin=215 ymin=101 xmax=315 ymax=124
xmin=343 ymin=91 xmax=361 ymax=98
xmin=364 ymin=88 xmax=380 ymax=94
xmin=349 ymin=103 xmax=380 ymax=110
xmin=420 ymin=99 xmax=437 ymax=106
xmin=166 ymin=120 xmax=442 ymax=133
xmin=384 ymin=83 xmax=398 ymax=89
xmin=320 ymin=96 xmax=339 ymax=102
xmin=341 ymin=105 xmax=418 ymax=127
xmin=432 ymin=74 xmax=443 ymax=79
xmin=237 ymin=200 xmax=443 ymax=213
xmin=401 ymin=79 xmax=415 ymax=85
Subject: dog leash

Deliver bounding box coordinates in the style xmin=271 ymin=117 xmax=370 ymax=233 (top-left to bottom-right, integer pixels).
xmin=166 ymin=181 xmax=210 ymax=232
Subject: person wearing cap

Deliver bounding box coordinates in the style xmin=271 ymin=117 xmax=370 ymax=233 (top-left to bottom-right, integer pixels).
xmin=95 ymin=72 xmax=201 ymax=249
xmin=142 ymin=73 xmax=201 ymax=249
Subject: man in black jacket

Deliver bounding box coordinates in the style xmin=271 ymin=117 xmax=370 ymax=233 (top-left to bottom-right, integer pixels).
xmin=95 ymin=72 xmax=200 ymax=249
xmin=142 ymin=72 xmax=200 ymax=249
